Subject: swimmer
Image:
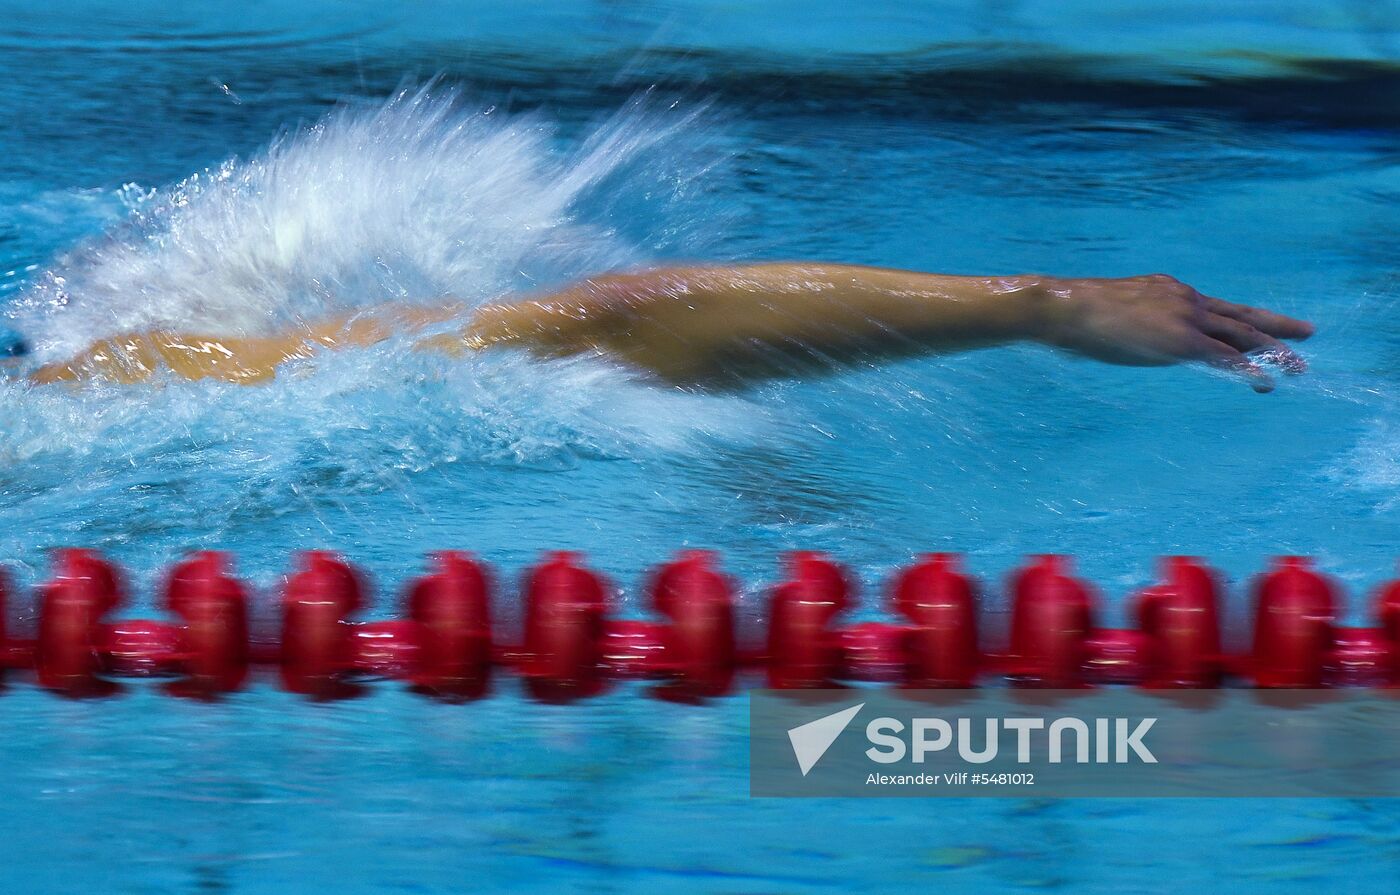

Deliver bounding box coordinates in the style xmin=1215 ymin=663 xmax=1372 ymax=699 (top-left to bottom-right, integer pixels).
xmin=25 ymin=263 xmax=1313 ymax=392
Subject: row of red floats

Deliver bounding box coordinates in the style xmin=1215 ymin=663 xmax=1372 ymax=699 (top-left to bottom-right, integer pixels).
xmin=1 ymin=548 xmax=1392 ymax=700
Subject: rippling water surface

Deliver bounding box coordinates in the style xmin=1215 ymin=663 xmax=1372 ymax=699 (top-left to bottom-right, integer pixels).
xmin=4 ymin=1 xmax=1400 ymax=891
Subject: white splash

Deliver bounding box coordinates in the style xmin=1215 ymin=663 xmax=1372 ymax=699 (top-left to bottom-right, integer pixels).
xmin=0 ymin=86 xmax=772 ymax=570
xmin=11 ymin=84 xmax=716 ymax=360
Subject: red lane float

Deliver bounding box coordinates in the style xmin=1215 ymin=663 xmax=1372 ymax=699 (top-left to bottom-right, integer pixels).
xmin=1009 ymin=555 xmax=1096 ymax=687
xmin=36 ymin=549 xmax=123 ymax=695
xmin=163 ymin=551 xmax=250 ymax=696
xmin=521 ymin=551 xmax=609 ymax=701
xmin=280 ymin=551 xmax=365 ymax=697
xmin=648 ymin=550 xmax=736 ymax=699
xmin=1134 ymin=556 xmax=1222 ymax=688
xmin=838 ymin=623 xmax=907 ymax=683
xmin=766 ymin=552 xmax=851 ymax=689
xmin=1377 ymin=569 xmax=1400 ymax=684
xmin=405 ymin=551 xmax=491 ymax=698
xmin=6 ymin=549 xmax=1400 ymax=700
xmin=890 ymin=554 xmax=977 ymax=687
xmin=0 ymin=568 xmax=7 ymax=673
xmin=1251 ymin=556 xmax=1337 ymax=688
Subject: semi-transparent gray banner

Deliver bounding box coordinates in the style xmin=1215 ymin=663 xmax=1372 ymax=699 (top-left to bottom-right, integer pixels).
xmin=750 ymin=690 xmax=1400 ymax=797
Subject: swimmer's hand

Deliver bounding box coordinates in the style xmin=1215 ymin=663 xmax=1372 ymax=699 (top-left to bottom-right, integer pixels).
xmin=1033 ymin=274 xmax=1314 ymax=392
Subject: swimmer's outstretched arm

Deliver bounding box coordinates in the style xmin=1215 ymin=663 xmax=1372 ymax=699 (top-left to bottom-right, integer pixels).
xmin=33 ymin=263 xmax=1313 ymax=391
xmin=437 ymin=264 xmax=1313 ymax=392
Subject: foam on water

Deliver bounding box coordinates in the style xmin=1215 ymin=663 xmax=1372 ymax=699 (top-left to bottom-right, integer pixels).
xmin=12 ymin=85 xmax=721 ymax=356
xmin=0 ymin=86 xmax=771 ymax=567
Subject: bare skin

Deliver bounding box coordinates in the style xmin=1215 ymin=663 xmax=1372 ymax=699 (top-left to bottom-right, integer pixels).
xmin=29 ymin=263 xmax=1314 ymax=392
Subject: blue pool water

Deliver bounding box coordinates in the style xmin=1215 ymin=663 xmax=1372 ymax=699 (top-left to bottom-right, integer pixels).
xmin=3 ymin=0 xmax=1400 ymax=890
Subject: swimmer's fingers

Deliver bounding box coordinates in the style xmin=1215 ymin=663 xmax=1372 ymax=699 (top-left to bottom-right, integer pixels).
xmin=1199 ymin=314 xmax=1307 ymax=373
xmin=1201 ymin=296 xmax=1314 ymax=340
xmin=1195 ymin=337 xmax=1275 ymax=393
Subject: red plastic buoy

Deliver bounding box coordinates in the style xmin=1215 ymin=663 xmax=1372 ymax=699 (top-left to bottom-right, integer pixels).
xmin=649 ymin=551 xmax=736 ymax=699
xmin=1254 ymin=557 xmax=1338 ymax=689
xmin=1326 ymin=627 xmax=1392 ymax=687
xmin=35 ymin=549 xmax=122 ymax=695
xmin=601 ymin=620 xmax=669 ymax=678
xmin=1251 ymin=556 xmax=1337 ymax=688
xmin=1375 ymin=567 xmax=1400 ymax=685
xmin=351 ymin=620 xmax=422 ymax=679
xmin=404 ymin=552 xmax=492 ymax=698
xmin=98 ymin=618 xmax=182 ymax=677
xmin=521 ymin=552 xmax=608 ymax=701
xmin=1009 ymin=555 xmax=1096 ymax=687
xmin=766 ymin=552 xmax=852 ymax=688
xmin=1135 ymin=556 xmax=1223 ymax=688
xmin=280 ymin=552 xmax=364 ymax=697
xmin=0 ymin=567 xmax=8 ymax=673
xmin=163 ymin=551 xmax=250 ymax=696
xmin=839 ymin=622 xmax=907 ymax=682
xmin=1082 ymin=628 xmax=1151 ymax=685
xmin=890 ymin=553 xmax=979 ymax=687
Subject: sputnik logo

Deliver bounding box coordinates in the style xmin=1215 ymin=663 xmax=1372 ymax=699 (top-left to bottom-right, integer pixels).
xmin=787 ymin=703 xmax=864 ymax=776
